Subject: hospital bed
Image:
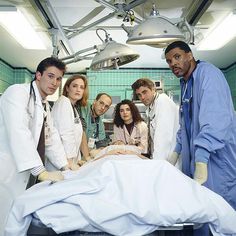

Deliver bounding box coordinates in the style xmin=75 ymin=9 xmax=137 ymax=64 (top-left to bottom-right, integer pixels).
xmin=27 ymin=217 xmax=203 ymax=236
xmin=5 ymin=153 xmax=236 ymax=236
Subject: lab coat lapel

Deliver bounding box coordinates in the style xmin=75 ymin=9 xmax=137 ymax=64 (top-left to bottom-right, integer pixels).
xmin=30 ymin=82 xmax=45 ymax=145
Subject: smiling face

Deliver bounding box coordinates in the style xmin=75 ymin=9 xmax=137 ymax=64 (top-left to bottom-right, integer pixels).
xmin=165 ymin=47 xmax=195 ymax=81
xmin=119 ymin=104 xmax=133 ymax=124
xmin=135 ymin=86 xmax=155 ymax=106
xmin=35 ymin=66 xmax=63 ymax=99
xmin=66 ymin=78 xmax=85 ymax=105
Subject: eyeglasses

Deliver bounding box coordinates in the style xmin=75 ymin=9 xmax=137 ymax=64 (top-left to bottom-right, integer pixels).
xmin=97 ymin=100 xmax=110 ymax=110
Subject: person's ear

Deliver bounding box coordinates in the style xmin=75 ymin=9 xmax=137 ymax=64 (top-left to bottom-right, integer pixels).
xmin=93 ymin=100 xmax=96 ymax=107
xmin=66 ymin=85 xmax=69 ymax=94
xmin=35 ymin=71 xmax=41 ymax=81
xmin=188 ymin=52 xmax=194 ymax=61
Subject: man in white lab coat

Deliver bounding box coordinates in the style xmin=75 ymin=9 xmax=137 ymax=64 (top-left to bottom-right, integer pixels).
xmin=132 ymin=78 xmax=179 ymax=160
xmin=0 ymin=57 xmax=68 ymax=234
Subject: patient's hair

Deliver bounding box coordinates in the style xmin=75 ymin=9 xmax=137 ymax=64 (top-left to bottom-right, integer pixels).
xmin=113 ymin=99 xmax=143 ymax=127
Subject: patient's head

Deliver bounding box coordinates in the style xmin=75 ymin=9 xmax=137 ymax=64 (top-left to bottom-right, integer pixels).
xmin=112 ymin=140 xmax=125 ymax=145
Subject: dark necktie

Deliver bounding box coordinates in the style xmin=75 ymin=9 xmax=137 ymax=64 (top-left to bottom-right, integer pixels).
xmin=147 ymin=108 xmax=152 ymax=158
xmin=26 ymin=102 xmax=46 ymax=189
xmin=37 ymin=103 xmax=46 ymax=164
xmin=37 ymin=102 xmax=46 ymax=164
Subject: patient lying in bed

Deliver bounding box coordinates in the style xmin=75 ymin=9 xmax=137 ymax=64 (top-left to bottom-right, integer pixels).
xmin=89 ymin=144 xmax=146 ymax=161
xmin=5 ymin=150 xmax=236 ymax=236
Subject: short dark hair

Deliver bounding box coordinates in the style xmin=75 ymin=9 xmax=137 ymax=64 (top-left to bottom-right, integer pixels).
xmin=34 ymin=57 xmax=66 ymax=80
xmin=95 ymin=93 xmax=112 ymax=102
xmin=131 ymin=78 xmax=155 ymax=91
xmin=113 ymin=99 xmax=143 ymax=127
xmin=165 ymin=41 xmax=192 ymax=55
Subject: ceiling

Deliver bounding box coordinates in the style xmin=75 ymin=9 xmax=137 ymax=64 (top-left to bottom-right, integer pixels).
xmin=0 ymin=0 xmax=236 ymax=73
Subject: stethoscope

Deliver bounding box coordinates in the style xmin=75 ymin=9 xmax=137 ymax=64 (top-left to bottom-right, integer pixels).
xmin=27 ymin=80 xmax=36 ymax=114
xmin=147 ymin=92 xmax=158 ymax=129
xmin=123 ymin=123 xmax=141 ymax=145
xmin=30 ymin=80 xmax=36 ymax=101
xmin=180 ymin=80 xmax=193 ymax=115
xmin=27 ymin=80 xmax=50 ymax=116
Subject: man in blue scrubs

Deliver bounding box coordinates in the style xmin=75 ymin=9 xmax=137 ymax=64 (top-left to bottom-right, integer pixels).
xmin=165 ymin=41 xmax=236 ymax=235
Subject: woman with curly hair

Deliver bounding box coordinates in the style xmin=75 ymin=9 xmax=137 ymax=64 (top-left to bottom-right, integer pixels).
xmin=113 ymin=99 xmax=148 ymax=154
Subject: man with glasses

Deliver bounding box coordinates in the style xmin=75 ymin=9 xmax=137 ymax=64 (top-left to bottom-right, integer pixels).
xmin=81 ymin=93 xmax=112 ymax=149
xmin=165 ymin=40 xmax=236 ymax=236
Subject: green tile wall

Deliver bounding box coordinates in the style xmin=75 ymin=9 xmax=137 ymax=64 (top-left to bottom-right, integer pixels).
xmin=0 ymin=59 xmax=32 ymax=94
xmin=0 ymin=60 xmax=14 ymax=93
xmin=86 ymin=68 xmax=180 ymax=103
xmin=0 ymin=58 xmax=236 ymax=110
xmin=14 ymin=69 xmax=33 ymax=83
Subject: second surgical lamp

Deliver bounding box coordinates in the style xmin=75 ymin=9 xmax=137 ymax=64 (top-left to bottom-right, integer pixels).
xmin=122 ymin=5 xmax=194 ymax=48
xmin=60 ymin=28 xmax=139 ymax=70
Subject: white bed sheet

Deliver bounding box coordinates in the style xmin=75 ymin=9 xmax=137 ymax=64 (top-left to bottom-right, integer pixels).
xmin=4 ymin=155 xmax=236 ymax=236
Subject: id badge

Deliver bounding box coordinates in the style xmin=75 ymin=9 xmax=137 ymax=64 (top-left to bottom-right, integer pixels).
xmin=88 ymin=138 xmax=96 ymax=149
xmin=44 ymin=121 xmax=51 ymax=145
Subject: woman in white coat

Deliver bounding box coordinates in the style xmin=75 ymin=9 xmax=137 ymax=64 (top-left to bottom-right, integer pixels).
xmin=113 ymin=99 xmax=148 ymax=154
xmin=0 ymin=57 xmax=68 ymax=234
xmin=52 ymin=74 xmax=90 ymax=169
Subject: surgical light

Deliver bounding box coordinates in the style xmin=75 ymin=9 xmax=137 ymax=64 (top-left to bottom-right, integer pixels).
xmin=61 ymin=28 xmax=139 ymax=70
xmin=123 ymin=5 xmax=193 ymax=48
xmin=90 ymin=28 xmax=139 ymax=70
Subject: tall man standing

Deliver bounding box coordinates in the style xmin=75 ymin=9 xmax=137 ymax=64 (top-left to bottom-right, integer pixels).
xmin=165 ymin=41 xmax=236 ymax=235
xmin=0 ymin=57 xmax=69 ymax=234
xmin=132 ymin=78 xmax=179 ymax=160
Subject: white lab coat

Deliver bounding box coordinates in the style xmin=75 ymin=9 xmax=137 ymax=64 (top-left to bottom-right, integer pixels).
xmin=113 ymin=121 xmax=148 ymax=153
xmin=147 ymin=93 xmax=179 ymax=160
xmin=0 ymin=82 xmax=67 ymax=235
xmin=52 ymin=95 xmax=83 ymax=162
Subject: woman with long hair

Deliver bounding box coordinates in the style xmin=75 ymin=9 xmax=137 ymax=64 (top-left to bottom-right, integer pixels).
xmin=113 ymin=99 xmax=148 ymax=154
xmin=52 ymin=74 xmax=90 ymax=170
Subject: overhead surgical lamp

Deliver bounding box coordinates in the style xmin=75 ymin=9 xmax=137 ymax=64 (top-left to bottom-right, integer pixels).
xmin=60 ymin=28 xmax=139 ymax=70
xmin=122 ymin=4 xmax=194 ymax=48
xmin=90 ymin=28 xmax=139 ymax=70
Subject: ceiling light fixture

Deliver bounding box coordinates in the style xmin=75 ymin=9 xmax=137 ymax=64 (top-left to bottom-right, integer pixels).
xmin=122 ymin=4 xmax=193 ymax=48
xmin=90 ymin=28 xmax=139 ymax=70
xmin=0 ymin=6 xmax=46 ymax=50
xmin=197 ymin=10 xmax=236 ymax=50
xmin=60 ymin=28 xmax=139 ymax=70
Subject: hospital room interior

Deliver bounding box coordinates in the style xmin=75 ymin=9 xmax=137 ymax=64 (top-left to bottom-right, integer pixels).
xmin=0 ymin=0 xmax=236 ymax=236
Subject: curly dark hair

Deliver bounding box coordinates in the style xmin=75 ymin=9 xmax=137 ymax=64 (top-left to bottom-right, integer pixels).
xmin=113 ymin=99 xmax=143 ymax=127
